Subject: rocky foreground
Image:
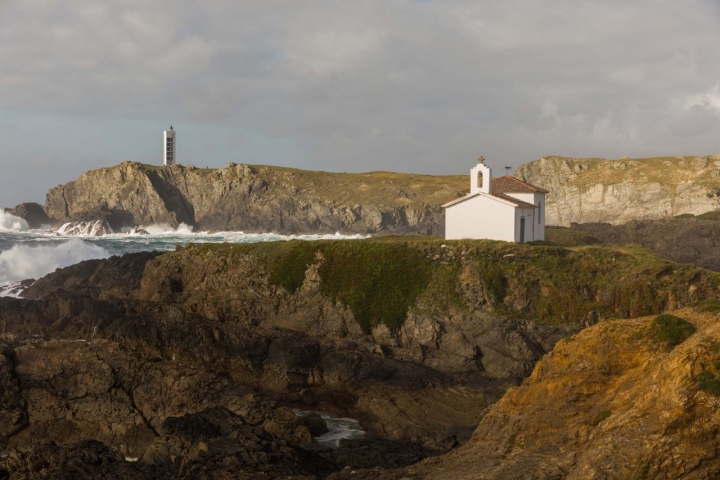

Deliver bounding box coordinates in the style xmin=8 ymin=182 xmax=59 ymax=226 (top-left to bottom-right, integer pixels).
xmin=1 ymin=239 xmax=718 ymax=478
xmin=349 ymin=307 xmax=720 ymax=479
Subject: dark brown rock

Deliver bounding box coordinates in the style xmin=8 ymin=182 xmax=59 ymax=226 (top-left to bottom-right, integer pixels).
xmin=298 ymin=412 xmax=328 ymax=437
xmin=4 ymin=202 xmax=50 ymax=229
xmin=566 ymin=217 xmax=720 ymax=272
xmin=3 ymin=239 xmax=720 ymax=478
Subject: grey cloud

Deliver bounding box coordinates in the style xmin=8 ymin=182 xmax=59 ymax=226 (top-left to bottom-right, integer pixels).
xmin=1 ymin=0 xmax=720 ymax=206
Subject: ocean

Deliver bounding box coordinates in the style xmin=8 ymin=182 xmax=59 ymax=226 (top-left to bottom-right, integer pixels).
xmin=0 ymin=210 xmax=365 ymax=297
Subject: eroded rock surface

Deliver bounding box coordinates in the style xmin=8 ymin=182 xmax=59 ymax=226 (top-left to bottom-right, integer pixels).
xmin=44 ymin=162 xmax=468 ymax=234
xmin=2 ymin=240 xmax=719 ymax=478
xmin=398 ymin=308 xmax=720 ymax=479
xmin=3 ymin=203 xmax=50 ymax=229
xmin=567 ymin=217 xmax=720 ymax=272
xmin=517 ymin=155 xmax=720 ymax=226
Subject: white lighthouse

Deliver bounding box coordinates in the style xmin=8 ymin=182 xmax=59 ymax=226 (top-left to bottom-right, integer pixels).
xmin=163 ymin=126 xmax=176 ymax=166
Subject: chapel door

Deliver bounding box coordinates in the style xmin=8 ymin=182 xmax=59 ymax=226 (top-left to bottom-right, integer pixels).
xmin=520 ymin=218 xmax=525 ymax=244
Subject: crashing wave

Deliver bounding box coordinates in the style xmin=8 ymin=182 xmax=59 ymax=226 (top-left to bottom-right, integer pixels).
xmin=0 ymin=239 xmax=111 ymax=284
xmin=56 ymin=220 xmax=114 ymax=236
xmin=0 ymin=211 xmax=29 ymax=231
xmin=123 ymin=227 xmax=150 ymax=235
xmin=0 ymin=281 xmax=27 ymax=298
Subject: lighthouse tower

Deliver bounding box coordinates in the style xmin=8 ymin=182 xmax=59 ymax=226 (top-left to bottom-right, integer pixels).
xmin=163 ymin=126 xmax=176 ymax=166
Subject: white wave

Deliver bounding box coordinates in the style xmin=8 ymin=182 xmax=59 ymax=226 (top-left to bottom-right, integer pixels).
xmin=139 ymin=223 xmax=194 ymax=235
xmin=0 ymin=239 xmax=111 ymax=284
xmin=56 ymin=219 xmax=114 ymax=236
xmin=0 ymin=281 xmax=26 ymax=298
xmin=0 ymin=211 xmax=29 ymax=232
xmin=294 ymin=410 xmax=365 ymax=448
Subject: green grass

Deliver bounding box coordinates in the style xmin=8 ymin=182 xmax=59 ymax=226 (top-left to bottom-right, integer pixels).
xmin=636 ymin=462 xmax=651 ymax=480
xmin=695 ymin=211 xmax=720 ymax=221
xmin=544 ymin=227 xmax=601 ymax=246
xmin=185 ymin=238 xmax=720 ymax=331
xmin=534 ymin=155 xmax=720 ymax=192
xmin=477 ymin=258 xmax=507 ymax=306
xmin=697 ymin=371 xmax=720 ymax=396
xmin=317 ymin=242 xmax=431 ymax=333
xmin=267 ymin=241 xmax=319 ymax=294
xmin=653 ymin=314 xmax=696 ymax=350
xmin=697 ymin=299 xmax=720 ymax=313
xmin=591 ymin=410 xmax=611 ymax=426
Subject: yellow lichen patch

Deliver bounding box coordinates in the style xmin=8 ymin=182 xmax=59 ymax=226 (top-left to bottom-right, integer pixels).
xmin=417 ymin=307 xmax=720 ymax=479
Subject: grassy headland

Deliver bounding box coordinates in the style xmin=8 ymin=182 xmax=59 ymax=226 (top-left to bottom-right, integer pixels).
xmin=184 ymin=237 xmax=720 ymax=332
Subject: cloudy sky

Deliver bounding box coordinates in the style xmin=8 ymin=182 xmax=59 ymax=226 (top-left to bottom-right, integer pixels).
xmin=1 ymin=1 xmax=720 ymax=206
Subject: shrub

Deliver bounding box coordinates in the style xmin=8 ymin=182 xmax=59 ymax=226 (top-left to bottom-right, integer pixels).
xmin=478 ymin=258 xmax=506 ymax=306
xmin=317 ymin=242 xmax=432 ymax=333
xmin=653 ymin=314 xmax=696 ymax=350
xmin=268 ymin=242 xmax=319 ymax=294
xmin=698 ymin=299 xmax=720 ymax=313
xmin=697 ymin=371 xmax=720 ymax=396
xmin=591 ymin=410 xmax=611 ymax=426
xmin=636 ymin=462 xmax=651 ymax=480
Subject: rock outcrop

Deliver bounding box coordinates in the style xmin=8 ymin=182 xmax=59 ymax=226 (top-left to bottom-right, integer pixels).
xmin=55 ymin=219 xmax=114 ymax=236
xmin=2 ymin=240 xmax=720 ymax=478
xmin=3 ymin=202 xmax=50 ymax=229
xmin=366 ymin=308 xmax=720 ymax=479
xmin=44 ymin=162 xmax=468 ymax=234
xmin=565 ymin=215 xmax=720 ymax=272
xmin=516 ymin=155 xmax=720 ymax=226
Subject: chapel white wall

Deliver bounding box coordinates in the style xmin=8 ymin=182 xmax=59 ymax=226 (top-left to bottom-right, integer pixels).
xmin=445 ymin=196 xmax=516 ymax=241
xmin=470 ymin=161 xmax=492 ymax=195
xmin=506 ymin=192 xmax=545 ymax=241
xmin=513 ymin=207 xmax=538 ymax=242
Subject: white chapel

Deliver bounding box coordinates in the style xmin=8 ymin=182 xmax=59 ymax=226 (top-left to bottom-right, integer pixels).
xmin=442 ymin=157 xmax=548 ymax=243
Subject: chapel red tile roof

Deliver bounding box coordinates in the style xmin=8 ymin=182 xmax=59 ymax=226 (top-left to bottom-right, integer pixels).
xmin=441 ymin=191 xmax=539 ymax=208
xmin=491 ymin=175 xmax=549 ymax=194
xmin=442 ymin=175 xmax=548 ymax=207
xmin=491 ymin=193 xmax=538 ymax=208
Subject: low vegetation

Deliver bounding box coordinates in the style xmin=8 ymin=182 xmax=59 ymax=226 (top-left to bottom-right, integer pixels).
xmin=697 ymin=371 xmax=720 ymax=396
xmin=535 ymin=155 xmax=720 ymax=191
xmin=652 ymin=314 xmax=696 ymax=350
xmin=186 ymin=238 xmax=720 ymax=332
xmin=317 ymin=242 xmax=431 ymax=333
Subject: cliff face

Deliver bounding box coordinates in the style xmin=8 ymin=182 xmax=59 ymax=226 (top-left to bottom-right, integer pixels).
xmin=44 ymin=162 xmax=468 ymax=234
xmin=399 ymin=308 xmax=720 ymax=480
xmin=3 ymin=240 xmax=720 ymax=478
xmin=562 ymin=214 xmax=720 ymax=272
xmin=3 ymin=202 xmax=50 ymax=229
xmin=516 ymin=155 xmax=720 ymax=226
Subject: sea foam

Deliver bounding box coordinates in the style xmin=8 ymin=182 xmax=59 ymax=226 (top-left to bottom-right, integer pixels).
xmin=0 ymin=211 xmax=29 ymax=232
xmin=0 ymin=239 xmax=111 ymax=285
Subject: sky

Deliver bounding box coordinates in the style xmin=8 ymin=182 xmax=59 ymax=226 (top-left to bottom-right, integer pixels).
xmin=1 ymin=1 xmax=720 ymax=207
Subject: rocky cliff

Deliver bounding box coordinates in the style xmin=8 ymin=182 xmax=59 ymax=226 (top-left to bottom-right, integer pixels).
xmin=3 ymin=202 xmax=50 ymax=229
xmin=364 ymin=307 xmax=720 ymax=479
xmin=557 ymin=213 xmax=720 ymax=272
xmin=44 ymin=162 xmax=468 ymax=234
xmin=516 ymin=155 xmax=720 ymax=227
xmin=2 ymin=239 xmax=719 ymax=477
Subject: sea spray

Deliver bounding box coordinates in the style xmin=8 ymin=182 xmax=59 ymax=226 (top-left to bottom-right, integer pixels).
xmin=56 ymin=220 xmax=114 ymax=236
xmin=0 ymin=211 xmax=29 ymax=231
xmin=140 ymin=223 xmax=194 ymax=235
xmin=0 ymin=226 xmax=367 ymax=296
xmin=0 ymin=238 xmax=111 ymax=285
